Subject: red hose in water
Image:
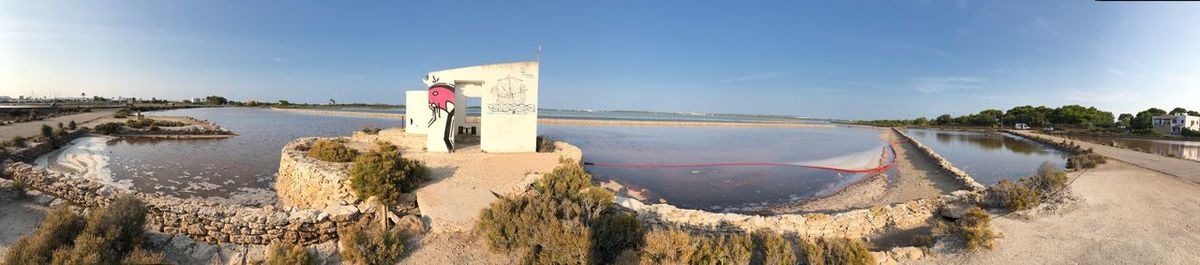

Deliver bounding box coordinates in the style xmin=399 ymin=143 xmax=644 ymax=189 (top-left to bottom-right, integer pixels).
xmin=584 ymin=142 xmax=900 ymax=174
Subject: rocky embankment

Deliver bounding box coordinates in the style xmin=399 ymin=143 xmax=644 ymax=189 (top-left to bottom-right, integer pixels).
xmin=275 ymin=137 xmax=360 ymax=209
xmin=3 ymin=163 xmax=425 ymax=246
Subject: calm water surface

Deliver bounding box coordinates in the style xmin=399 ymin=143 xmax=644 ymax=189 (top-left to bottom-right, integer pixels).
xmin=1068 ymin=136 xmax=1200 ymax=162
xmin=542 ymin=125 xmax=888 ymax=211
xmin=100 ymin=108 xmax=403 ymax=200
xmin=904 ymin=129 xmax=1068 ymax=185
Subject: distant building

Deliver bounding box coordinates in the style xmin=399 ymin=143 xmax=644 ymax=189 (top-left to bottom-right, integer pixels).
xmin=1152 ymin=115 xmax=1200 ymax=135
xmin=0 ymin=96 xmax=11 ymax=102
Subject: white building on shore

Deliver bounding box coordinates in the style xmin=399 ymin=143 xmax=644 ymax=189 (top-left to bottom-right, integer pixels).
xmin=1152 ymin=114 xmax=1200 ymax=135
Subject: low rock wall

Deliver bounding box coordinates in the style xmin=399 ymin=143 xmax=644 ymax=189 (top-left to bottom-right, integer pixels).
xmin=6 ymin=163 xmax=362 ymax=245
xmin=275 ymin=137 xmax=358 ymax=209
xmin=893 ymin=128 xmax=987 ymax=191
xmin=5 ymin=130 xmax=89 ymax=162
xmin=617 ymin=197 xmax=941 ymax=240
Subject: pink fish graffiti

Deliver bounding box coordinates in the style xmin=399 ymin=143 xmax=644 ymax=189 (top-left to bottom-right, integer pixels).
xmin=427 ymin=83 xmax=456 ymax=152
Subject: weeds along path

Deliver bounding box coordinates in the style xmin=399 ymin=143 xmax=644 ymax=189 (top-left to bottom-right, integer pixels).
xmin=1009 ymin=131 xmax=1200 ymax=183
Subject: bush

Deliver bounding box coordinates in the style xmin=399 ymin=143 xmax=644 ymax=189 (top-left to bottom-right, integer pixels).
xmin=753 ymin=230 xmax=797 ymax=265
xmin=11 ymin=136 xmax=26 ymax=148
xmin=536 ymin=135 xmax=557 ymax=153
xmin=52 ymin=196 xmax=152 ymax=264
xmin=639 ymin=229 xmax=695 ymax=264
xmin=987 ymin=179 xmax=1040 ymax=211
xmin=93 ymin=122 xmax=124 ymax=135
xmin=360 ymin=126 xmax=382 ymax=135
xmin=10 ymin=178 xmax=27 ymax=197
xmin=476 ymin=159 xmax=627 ymax=264
xmin=1067 ymin=153 xmax=1106 ymax=170
xmin=114 ymin=109 xmax=131 ymax=118
xmin=122 ymin=247 xmax=166 ymax=264
xmin=338 ymin=219 xmax=407 ymax=265
xmin=691 ymin=233 xmax=752 ymax=265
xmin=40 ymin=124 xmax=53 ymax=139
xmin=67 ymin=120 xmax=77 ymax=130
xmin=307 ymin=139 xmax=359 ymax=163
xmin=1183 ymin=128 xmax=1200 ymax=138
xmin=2 ymin=206 xmax=85 ymax=265
xmin=801 ymin=237 xmax=875 ymax=265
xmin=267 ymin=243 xmax=312 ymax=265
xmin=935 ymin=207 xmax=998 ymax=252
xmin=349 ymin=145 xmax=428 ymax=203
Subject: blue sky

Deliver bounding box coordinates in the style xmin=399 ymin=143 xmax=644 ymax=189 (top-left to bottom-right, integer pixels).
xmin=2 ymin=1 xmax=1198 ymax=119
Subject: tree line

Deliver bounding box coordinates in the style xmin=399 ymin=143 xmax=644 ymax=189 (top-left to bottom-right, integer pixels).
xmin=859 ymin=105 xmax=1199 ymax=131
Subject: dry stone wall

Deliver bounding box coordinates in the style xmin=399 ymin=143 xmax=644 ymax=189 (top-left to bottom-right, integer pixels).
xmin=893 ymin=128 xmax=987 ymax=191
xmin=6 ymin=162 xmax=362 ymax=245
xmin=617 ymin=197 xmax=941 ymax=240
xmin=275 ymin=137 xmax=358 ymax=209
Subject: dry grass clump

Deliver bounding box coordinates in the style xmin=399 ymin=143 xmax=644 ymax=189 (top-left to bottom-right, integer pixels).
xmin=935 ymin=206 xmax=998 ymax=252
xmin=986 ymin=162 xmax=1072 ymax=211
xmin=753 ymin=230 xmax=797 ymax=265
xmin=349 ymin=143 xmax=428 ymax=203
xmin=799 ymin=237 xmax=875 ymax=265
xmin=92 ymin=122 xmax=124 ymax=135
xmin=338 ymin=219 xmax=407 ymax=265
xmin=638 ymin=229 xmax=695 ymax=264
xmin=1067 ymin=153 xmax=1106 ymax=170
xmin=691 ymin=233 xmax=753 ymax=264
xmin=267 ymin=243 xmax=312 ymax=265
xmin=307 ymin=139 xmax=359 ymax=162
xmin=3 ymin=196 xmax=164 ymax=265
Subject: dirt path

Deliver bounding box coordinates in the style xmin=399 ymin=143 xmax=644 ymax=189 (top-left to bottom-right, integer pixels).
xmin=919 ymin=161 xmax=1200 ymax=264
xmin=0 ymin=109 xmax=118 ymax=139
xmin=0 ymin=198 xmax=49 ymax=261
xmin=1010 ymin=130 xmax=1200 ymax=182
xmin=398 ymin=232 xmax=514 ymax=265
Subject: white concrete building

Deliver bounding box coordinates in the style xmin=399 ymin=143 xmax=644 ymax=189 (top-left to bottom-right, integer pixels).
xmin=409 ymin=61 xmax=539 ymax=153
xmin=404 ymin=91 xmax=431 ymax=134
xmin=1152 ymin=114 xmax=1200 ymax=135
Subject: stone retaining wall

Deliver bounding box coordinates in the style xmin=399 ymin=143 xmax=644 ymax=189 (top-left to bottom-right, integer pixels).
xmin=617 ymin=197 xmax=941 ymax=240
xmin=893 ymin=128 xmax=987 ymax=191
xmin=275 ymin=137 xmax=358 ymax=209
xmin=5 ymin=130 xmax=89 ymax=162
xmin=1002 ymin=130 xmax=1084 ymax=154
xmin=6 ymin=163 xmax=363 ymax=245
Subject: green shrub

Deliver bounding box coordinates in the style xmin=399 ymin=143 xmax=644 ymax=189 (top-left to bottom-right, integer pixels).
xmin=639 ymin=229 xmax=695 ymax=264
xmin=114 ymin=109 xmax=131 ymax=118
xmin=592 ymin=209 xmax=644 ymax=264
xmin=753 ymin=230 xmax=797 ymax=265
xmin=67 ymin=120 xmax=77 ymax=130
xmin=52 ymin=196 xmax=152 ymax=264
xmin=41 ymin=124 xmax=53 ymax=140
xmin=338 ymin=219 xmax=407 ymax=265
xmin=307 ymin=139 xmax=359 ymax=163
xmin=536 ymin=135 xmax=557 ymax=153
xmin=10 ymin=178 xmax=27 ymax=197
xmin=2 ymin=206 xmax=85 ymax=265
xmin=57 ymin=122 xmax=63 ymax=129
xmin=801 ymin=237 xmax=875 ymax=265
xmin=935 ymin=207 xmax=998 ymax=252
xmin=10 ymin=136 xmax=26 ymax=148
xmin=93 ymin=122 xmax=124 ymax=135
xmin=267 ymin=243 xmax=312 ymax=265
xmin=1183 ymin=128 xmax=1200 ymax=138
xmin=349 ymin=146 xmax=427 ymax=203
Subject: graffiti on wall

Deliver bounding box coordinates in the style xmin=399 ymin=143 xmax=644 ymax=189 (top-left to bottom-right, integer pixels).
xmin=427 ymin=77 xmax=457 ymax=152
xmin=486 ymin=75 xmax=536 ymax=115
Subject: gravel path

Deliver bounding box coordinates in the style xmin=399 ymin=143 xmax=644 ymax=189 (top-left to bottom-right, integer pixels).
xmin=919 ymin=161 xmax=1200 ymax=264
xmin=0 ymin=109 xmax=117 ymax=139
xmin=1010 ymin=130 xmax=1200 ymax=183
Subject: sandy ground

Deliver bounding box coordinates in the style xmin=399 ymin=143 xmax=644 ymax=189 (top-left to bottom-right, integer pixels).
xmin=1010 ymin=130 xmax=1200 ymax=182
xmin=398 ymin=232 xmax=515 ymax=265
xmin=0 ymin=198 xmax=49 ymax=261
xmin=0 ymin=109 xmax=118 ymax=139
xmin=918 ymin=160 xmax=1200 ymax=264
xmin=770 ymin=129 xmax=966 ymax=213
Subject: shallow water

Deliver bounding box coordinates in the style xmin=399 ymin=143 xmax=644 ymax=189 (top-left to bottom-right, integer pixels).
xmin=304 ymin=107 xmax=820 ymax=124
xmin=903 ymin=129 xmax=1068 ymax=185
xmin=1068 ymin=136 xmax=1200 ymax=162
xmin=542 ymin=125 xmax=889 ymax=211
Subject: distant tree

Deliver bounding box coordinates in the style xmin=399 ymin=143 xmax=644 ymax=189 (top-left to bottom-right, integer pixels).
xmin=1132 ymin=108 xmax=1167 ymax=129
xmin=1118 ymin=113 xmax=1134 ymax=128
xmin=278 ymin=100 xmax=291 ymax=106
xmin=913 ymin=117 xmax=930 ymax=126
xmin=1189 ymin=111 xmax=1200 ymax=117
xmin=1170 ymin=107 xmax=1189 ymax=115
xmin=202 ymin=95 xmax=225 ymax=104
xmin=935 ymin=114 xmax=953 ymax=125
xmin=41 ymin=124 xmax=54 ymax=142
xmin=329 ymin=99 xmax=336 ymax=105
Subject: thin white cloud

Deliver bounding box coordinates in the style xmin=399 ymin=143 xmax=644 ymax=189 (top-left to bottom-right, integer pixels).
xmin=910 ymin=76 xmax=986 ymax=93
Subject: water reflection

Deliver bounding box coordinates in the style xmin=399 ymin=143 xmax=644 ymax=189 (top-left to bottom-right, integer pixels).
xmin=1070 ymin=136 xmax=1200 ymax=161
xmin=906 ymin=129 xmax=1068 ymax=185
